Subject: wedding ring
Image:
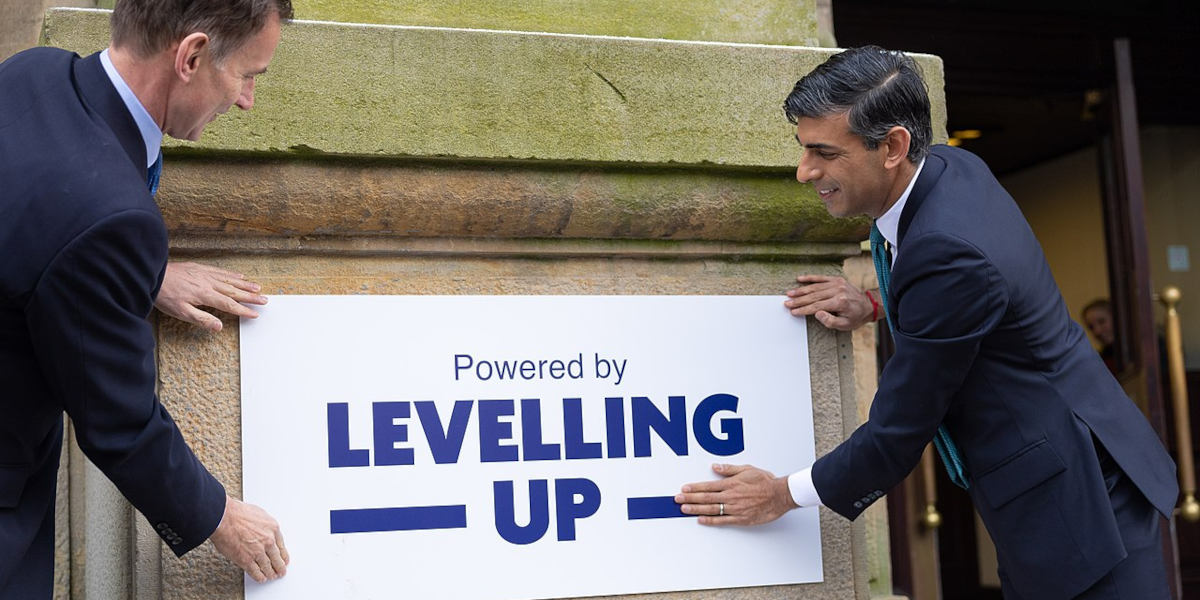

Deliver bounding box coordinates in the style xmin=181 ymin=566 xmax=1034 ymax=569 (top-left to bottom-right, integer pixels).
xmin=719 ymin=502 xmax=725 ymax=516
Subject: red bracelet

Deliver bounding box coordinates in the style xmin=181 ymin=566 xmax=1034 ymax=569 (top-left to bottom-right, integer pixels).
xmin=865 ymin=290 xmax=880 ymax=322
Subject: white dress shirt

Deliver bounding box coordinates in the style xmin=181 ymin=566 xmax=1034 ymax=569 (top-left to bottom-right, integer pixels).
xmin=99 ymin=49 xmax=162 ymax=170
xmin=786 ymin=157 xmax=926 ymax=508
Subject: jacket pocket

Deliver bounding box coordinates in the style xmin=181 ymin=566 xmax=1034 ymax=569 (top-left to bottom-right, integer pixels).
xmin=0 ymin=464 xmax=29 ymax=508
xmin=976 ymin=439 xmax=1065 ymax=509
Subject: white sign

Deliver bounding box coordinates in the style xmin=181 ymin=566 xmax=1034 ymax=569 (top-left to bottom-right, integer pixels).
xmin=241 ymin=295 xmax=821 ymax=600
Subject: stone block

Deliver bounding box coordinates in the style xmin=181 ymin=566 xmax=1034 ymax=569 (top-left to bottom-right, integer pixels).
xmin=42 ymin=9 xmax=946 ymax=168
xmin=292 ymin=0 xmax=820 ymax=47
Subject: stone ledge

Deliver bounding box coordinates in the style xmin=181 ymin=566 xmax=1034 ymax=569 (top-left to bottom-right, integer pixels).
xmin=296 ymin=0 xmax=820 ymax=47
xmin=44 ymin=9 xmax=946 ymax=168
xmin=168 ymin=234 xmax=861 ymax=261
xmin=158 ymin=157 xmax=868 ymax=243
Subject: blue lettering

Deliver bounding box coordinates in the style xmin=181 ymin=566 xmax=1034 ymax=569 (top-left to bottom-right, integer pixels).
xmin=520 ymin=360 xmax=536 ymax=379
xmin=479 ymin=400 xmax=519 ymax=462
xmin=494 ymin=480 xmax=550 ymax=544
xmin=563 ymin=398 xmax=602 ymax=459
xmin=327 ymin=403 xmax=369 ymax=467
xmin=520 ymin=399 xmax=561 ymax=461
xmin=692 ymin=393 xmax=744 ymax=456
xmin=453 ymin=354 xmax=473 ymax=381
xmin=477 ymin=361 xmax=494 ymax=381
xmin=555 ymin=478 xmax=601 ymax=541
xmin=605 ymin=396 xmax=627 ymax=458
xmin=372 ymin=401 xmax=415 ymax=466
xmin=632 ymin=396 xmax=688 ymax=457
xmin=415 ymin=400 xmax=473 ymax=464
xmin=495 ymin=360 xmax=518 ymax=380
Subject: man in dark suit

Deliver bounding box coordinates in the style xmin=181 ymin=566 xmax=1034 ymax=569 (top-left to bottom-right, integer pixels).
xmin=0 ymin=0 xmax=294 ymax=596
xmin=675 ymin=46 xmax=1177 ymax=599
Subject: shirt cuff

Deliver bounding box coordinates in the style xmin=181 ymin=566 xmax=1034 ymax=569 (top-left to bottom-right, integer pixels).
xmin=787 ymin=467 xmax=823 ymax=508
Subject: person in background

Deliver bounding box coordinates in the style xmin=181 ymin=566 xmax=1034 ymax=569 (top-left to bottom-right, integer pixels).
xmin=1082 ymin=298 xmax=1119 ymax=375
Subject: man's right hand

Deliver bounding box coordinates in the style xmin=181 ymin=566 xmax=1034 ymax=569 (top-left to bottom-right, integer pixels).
xmin=209 ymin=495 xmax=289 ymax=583
xmin=784 ymin=274 xmax=877 ymax=331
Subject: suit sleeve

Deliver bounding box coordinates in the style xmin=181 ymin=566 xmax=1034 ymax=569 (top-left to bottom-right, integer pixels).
xmin=24 ymin=209 xmax=225 ymax=556
xmin=812 ymin=232 xmax=1007 ymax=519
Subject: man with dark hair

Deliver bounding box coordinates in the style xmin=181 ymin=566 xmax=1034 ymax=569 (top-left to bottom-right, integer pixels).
xmin=0 ymin=0 xmax=294 ymax=596
xmin=676 ymin=46 xmax=1177 ymax=599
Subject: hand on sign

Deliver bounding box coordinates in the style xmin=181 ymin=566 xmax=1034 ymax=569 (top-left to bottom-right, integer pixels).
xmin=783 ymin=275 xmax=876 ymax=331
xmin=674 ymin=463 xmax=798 ymax=526
xmin=209 ymin=495 xmax=289 ymax=583
xmin=155 ymin=262 xmax=267 ymax=332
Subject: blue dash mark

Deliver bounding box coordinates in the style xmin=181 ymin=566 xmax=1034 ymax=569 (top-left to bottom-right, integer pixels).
xmin=330 ymin=505 xmax=467 ymax=534
xmin=627 ymin=496 xmax=689 ymax=520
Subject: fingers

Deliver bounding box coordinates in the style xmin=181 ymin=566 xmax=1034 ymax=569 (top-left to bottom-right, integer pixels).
xmin=675 ymin=490 xmax=723 ymax=505
xmin=786 ymin=281 xmax=838 ymax=299
xmin=794 ymin=274 xmax=836 ymax=285
xmin=210 ymin=497 xmax=289 ymax=584
xmin=712 ymin=463 xmax=751 ymax=475
xmin=221 ymin=274 xmax=262 ymax=294
xmin=211 ymin=290 xmax=261 ymax=320
xmin=180 ymin=304 xmax=224 ymax=332
xmin=678 ymin=501 xmax=726 ymax=517
xmin=255 ymin=552 xmax=276 ymax=581
xmin=680 ymin=479 xmax=727 ymax=494
xmin=697 ymin=514 xmax=749 ymax=526
xmin=246 ymin=561 xmax=267 ymax=584
xmin=814 ymin=310 xmax=853 ymax=331
xmin=276 ymin=528 xmax=290 ymax=566
xmin=183 ymin=262 xmax=252 ymax=283
xmin=266 ymin=530 xmax=288 ymax=577
xmin=214 ymin=279 xmax=265 ymax=302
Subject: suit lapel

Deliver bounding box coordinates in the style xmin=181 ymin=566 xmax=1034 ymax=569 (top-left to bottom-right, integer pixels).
xmin=897 ymin=148 xmax=947 ymax=246
xmin=72 ymin=52 xmax=146 ymax=175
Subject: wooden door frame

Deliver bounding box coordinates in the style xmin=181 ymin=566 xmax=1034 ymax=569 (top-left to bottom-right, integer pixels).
xmin=1099 ymin=36 xmax=1180 ymax=599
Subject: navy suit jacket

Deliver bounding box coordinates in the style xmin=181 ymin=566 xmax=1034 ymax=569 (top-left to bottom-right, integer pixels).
xmin=0 ymin=48 xmax=225 ymax=597
xmin=811 ymin=145 xmax=1178 ymax=599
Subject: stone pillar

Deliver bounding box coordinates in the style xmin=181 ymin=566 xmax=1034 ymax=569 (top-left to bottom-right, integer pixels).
xmin=43 ymin=4 xmax=947 ymax=599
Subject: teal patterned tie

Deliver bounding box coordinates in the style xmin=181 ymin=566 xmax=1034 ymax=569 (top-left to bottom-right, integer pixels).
xmin=871 ymin=223 xmax=970 ymax=490
xmin=147 ymin=150 xmax=162 ymax=196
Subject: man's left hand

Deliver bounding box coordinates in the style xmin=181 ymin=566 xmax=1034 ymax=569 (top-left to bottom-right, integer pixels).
xmin=155 ymin=262 xmax=267 ymax=332
xmin=675 ymin=463 xmax=798 ymax=526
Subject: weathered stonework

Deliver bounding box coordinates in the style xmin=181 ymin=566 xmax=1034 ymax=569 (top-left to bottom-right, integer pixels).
xmin=42 ymin=12 xmax=947 ymax=168
xmin=293 ymin=0 xmax=819 ymax=47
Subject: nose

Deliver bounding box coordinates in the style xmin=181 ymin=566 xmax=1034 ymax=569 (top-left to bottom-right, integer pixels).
xmin=235 ymin=78 xmax=256 ymax=110
xmin=796 ymin=156 xmax=819 ymax=184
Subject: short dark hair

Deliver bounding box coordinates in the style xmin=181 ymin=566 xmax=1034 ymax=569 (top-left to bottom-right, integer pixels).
xmin=111 ymin=0 xmax=294 ymax=64
xmin=1081 ymin=298 xmax=1112 ymax=320
xmin=783 ymin=45 xmax=932 ymax=163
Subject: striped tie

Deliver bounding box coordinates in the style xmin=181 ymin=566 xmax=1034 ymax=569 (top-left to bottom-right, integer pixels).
xmin=870 ymin=223 xmax=970 ymax=490
xmin=146 ymin=150 xmax=163 ymax=196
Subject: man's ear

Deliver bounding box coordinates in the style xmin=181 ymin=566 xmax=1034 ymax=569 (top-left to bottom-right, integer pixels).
xmin=173 ymin=32 xmax=210 ymax=83
xmin=882 ymin=126 xmax=912 ymax=169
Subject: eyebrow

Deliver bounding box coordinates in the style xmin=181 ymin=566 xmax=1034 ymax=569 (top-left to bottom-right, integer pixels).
xmin=793 ymin=135 xmax=840 ymax=152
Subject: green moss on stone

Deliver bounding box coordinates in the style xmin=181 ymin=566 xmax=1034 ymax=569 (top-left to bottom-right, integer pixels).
xmin=293 ymin=0 xmax=819 ymax=46
xmin=44 ymin=9 xmax=945 ymax=167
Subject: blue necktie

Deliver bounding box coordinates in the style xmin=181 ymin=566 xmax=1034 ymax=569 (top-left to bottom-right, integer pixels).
xmin=871 ymin=223 xmax=970 ymax=490
xmin=146 ymin=150 xmax=163 ymax=196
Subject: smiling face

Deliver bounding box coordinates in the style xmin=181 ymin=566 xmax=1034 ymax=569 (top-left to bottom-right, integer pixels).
xmin=165 ymin=11 xmax=282 ymax=141
xmin=1083 ymin=305 xmax=1115 ymax=346
xmin=793 ymin=112 xmax=897 ymax=219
